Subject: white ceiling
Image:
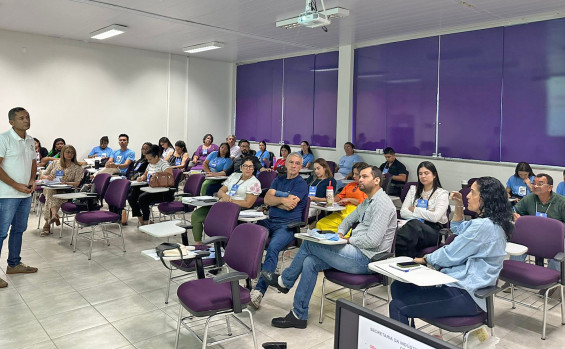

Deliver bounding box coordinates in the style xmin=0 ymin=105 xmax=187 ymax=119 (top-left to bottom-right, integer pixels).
xmin=0 ymin=0 xmax=564 ymax=63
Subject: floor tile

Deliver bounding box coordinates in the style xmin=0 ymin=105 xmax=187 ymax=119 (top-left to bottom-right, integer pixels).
xmin=39 ymin=305 xmax=109 ymax=339
xmin=94 ymin=294 xmax=157 ymax=322
xmin=52 ymin=323 xmax=131 ymax=349
xmin=78 ymin=280 xmax=137 ymax=305
xmin=113 ymin=310 xmax=177 ymax=343
xmin=26 ymin=290 xmax=90 ymax=319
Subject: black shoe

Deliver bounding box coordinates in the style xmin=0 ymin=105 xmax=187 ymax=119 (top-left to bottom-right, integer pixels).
xmin=261 ymin=270 xmax=289 ymax=294
xmin=271 ymin=311 xmax=307 ymax=329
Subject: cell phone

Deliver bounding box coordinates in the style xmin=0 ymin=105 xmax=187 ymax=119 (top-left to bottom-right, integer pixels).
xmin=26 ymin=185 xmax=32 ymax=189
xmin=396 ymin=261 xmax=421 ymax=269
xmin=317 ymin=202 xmax=327 ymax=207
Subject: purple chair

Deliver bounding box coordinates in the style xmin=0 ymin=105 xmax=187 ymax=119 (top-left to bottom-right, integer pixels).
xmin=254 ymin=171 xmax=278 ymax=207
xmin=59 ymin=173 xmax=111 ymax=238
xmin=174 ymin=223 xmax=267 ymax=349
xmin=263 ymin=159 xmax=271 ymax=169
xmin=459 ymin=187 xmax=477 ymax=219
xmin=498 ymin=216 xmax=565 ymax=339
xmin=381 ymin=173 xmax=392 ymax=194
xmin=157 ymin=173 xmax=205 ymax=225
xmin=164 ymin=201 xmax=240 ymax=304
xmin=172 ymin=169 xmax=183 ymax=191
xmin=397 ymin=182 xmax=418 ymax=219
xmin=72 ymin=179 xmax=131 ymax=260
xmin=326 ymin=160 xmax=336 ymax=174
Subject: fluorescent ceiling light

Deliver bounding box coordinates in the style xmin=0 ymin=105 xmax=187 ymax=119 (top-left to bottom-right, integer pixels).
xmin=276 ymin=7 xmax=349 ymax=29
xmin=183 ymin=41 xmax=224 ymax=54
xmin=90 ymin=24 xmax=127 ymax=40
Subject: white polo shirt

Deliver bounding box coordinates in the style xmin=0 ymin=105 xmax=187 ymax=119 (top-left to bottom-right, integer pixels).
xmin=0 ymin=128 xmax=35 ymax=198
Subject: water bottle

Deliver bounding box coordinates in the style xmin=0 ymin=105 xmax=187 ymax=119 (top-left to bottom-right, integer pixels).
xmin=326 ymin=185 xmax=334 ymax=206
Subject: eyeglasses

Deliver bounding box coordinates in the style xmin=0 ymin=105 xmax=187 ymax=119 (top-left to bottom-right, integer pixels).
xmin=532 ymin=183 xmax=548 ymax=187
xmin=241 ymin=164 xmax=254 ymax=169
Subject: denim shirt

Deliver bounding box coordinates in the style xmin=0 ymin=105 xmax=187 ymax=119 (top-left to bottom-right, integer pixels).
xmin=426 ymin=218 xmax=507 ymax=311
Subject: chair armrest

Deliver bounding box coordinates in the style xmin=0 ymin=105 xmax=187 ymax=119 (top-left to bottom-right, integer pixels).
xmin=438 ymin=228 xmax=451 ymax=237
xmin=371 ymin=252 xmax=394 ymax=262
xmin=193 ymin=250 xmax=211 ymax=258
xmin=554 ymin=252 xmax=565 ymax=262
xmin=287 ymin=221 xmax=305 ymax=230
xmin=174 ymin=193 xmax=192 ymax=197
xmin=474 ymin=286 xmax=500 ymax=299
xmin=201 ymin=236 xmax=228 ymax=245
xmin=213 ymin=271 xmax=249 ymax=284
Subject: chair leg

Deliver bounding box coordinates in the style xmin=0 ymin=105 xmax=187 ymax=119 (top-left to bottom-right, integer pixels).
xmin=119 ymin=224 xmax=126 ymax=252
xmin=245 ymin=308 xmax=258 ymax=349
xmin=88 ymin=226 xmax=95 ymax=260
xmin=37 ymin=206 xmax=43 ymax=229
xmin=175 ymin=304 xmax=183 ymax=349
xmin=202 ymin=317 xmax=212 ymax=349
xmin=362 ymin=289 xmax=368 ymax=307
xmin=72 ymin=224 xmax=78 ymax=252
xmin=225 ymin=314 xmax=232 ymax=336
xmin=561 ymin=285 xmax=565 ymax=325
xmin=542 ymin=290 xmax=548 ymax=340
xmin=349 ymin=289 xmax=353 ymax=301
xmin=319 ymin=277 xmax=326 ymax=324
xmin=59 ymin=212 xmax=65 ymax=238
xmin=510 ymin=284 xmax=515 ymax=309
xmin=462 ymin=330 xmax=470 ymax=349
xmin=165 ymin=267 xmax=173 ymax=304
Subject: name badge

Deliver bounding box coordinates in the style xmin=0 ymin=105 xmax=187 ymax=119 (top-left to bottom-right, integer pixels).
xmin=134 ymin=162 xmax=142 ymax=171
xmin=228 ymin=184 xmax=239 ymax=197
xmin=339 ymin=159 xmax=346 ymax=167
xmin=175 ymin=158 xmax=182 ymax=166
xmin=416 ymin=199 xmax=428 ymax=223
xmin=101 ymin=153 xmax=107 ymax=158
xmin=146 ymin=173 xmax=152 ymax=184
xmin=518 ymin=186 xmax=527 ymax=196
xmin=309 ymin=186 xmax=317 ymax=196
xmin=210 ymin=159 xmax=218 ymax=169
xmin=536 ymin=211 xmax=548 ymax=218
xmin=202 ymin=148 xmax=208 ymax=155
xmin=382 ymin=167 xmax=389 ymax=175
xmin=55 ymin=170 xmax=64 ymax=180
xmin=116 ymin=155 xmax=123 ymax=163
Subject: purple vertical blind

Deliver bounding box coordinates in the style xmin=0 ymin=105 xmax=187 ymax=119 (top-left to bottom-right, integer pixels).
xmin=501 ymin=18 xmax=565 ymax=166
xmin=437 ymin=28 xmax=504 ymax=161
xmin=353 ymin=38 xmax=438 ymax=155
xmin=313 ymin=51 xmax=338 ymax=147
xmin=235 ymin=60 xmax=283 ymax=143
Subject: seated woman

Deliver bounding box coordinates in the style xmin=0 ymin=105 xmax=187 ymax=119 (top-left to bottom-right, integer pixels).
xmin=40 ymin=145 xmax=84 ymax=236
xmin=34 ymin=138 xmax=48 ymax=164
xmin=506 ymin=162 xmax=534 ymax=200
xmin=159 ymin=137 xmax=174 ymax=162
xmin=315 ymin=162 xmax=369 ymax=233
xmin=335 ymin=142 xmax=361 ymax=179
xmin=299 ymin=141 xmax=314 ymax=169
xmin=200 ymin=142 xmax=233 ymax=195
xmin=128 ymin=145 xmax=174 ymax=226
xmin=306 ymin=159 xmax=336 ymax=217
xmin=396 ymin=161 xmax=449 ymax=258
xmin=129 ymin=142 xmax=152 ymax=180
xmin=190 ymin=133 xmax=219 ymax=170
xmin=190 ymin=157 xmax=261 ymax=244
xmin=39 ymin=137 xmax=65 ymax=166
xmin=168 ymin=140 xmax=190 ymax=170
xmin=255 ymin=141 xmax=271 ymax=168
xmin=557 ymin=169 xmax=565 ymax=196
xmin=389 ymin=176 xmax=512 ymax=326
xmin=272 ymin=144 xmax=290 ymax=174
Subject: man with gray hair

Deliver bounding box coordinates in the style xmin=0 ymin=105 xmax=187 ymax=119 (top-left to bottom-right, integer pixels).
xmin=226 ymin=134 xmax=241 ymax=159
xmin=250 ymin=152 xmax=309 ymax=309
xmin=0 ymin=107 xmax=39 ymax=288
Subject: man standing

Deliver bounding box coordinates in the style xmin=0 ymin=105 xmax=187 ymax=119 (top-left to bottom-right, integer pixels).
xmin=0 ymin=107 xmax=38 ymax=288
xmin=262 ymin=166 xmax=397 ymax=328
xmin=104 ymin=134 xmax=135 ymax=175
xmin=249 ymin=152 xmax=309 ymax=309
xmin=379 ymin=147 xmax=408 ymax=196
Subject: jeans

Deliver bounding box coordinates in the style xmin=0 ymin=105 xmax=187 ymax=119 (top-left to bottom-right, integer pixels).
xmin=255 ymin=219 xmax=296 ymax=294
xmin=389 ymin=281 xmax=483 ymax=326
xmin=0 ymin=196 xmax=32 ymax=267
xmin=128 ymin=187 xmax=173 ymax=221
xmin=280 ymin=241 xmax=372 ymax=320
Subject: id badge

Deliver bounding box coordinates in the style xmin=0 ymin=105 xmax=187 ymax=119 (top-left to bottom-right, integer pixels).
xmin=175 ymin=158 xmax=182 ymax=166
xmin=55 ymin=170 xmax=64 ymax=180
xmin=382 ymin=167 xmax=389 ymax=175
xmin=146 ymin=173 xmax=152 ymax=184
xmin=210 ymin=159 xmax=218 ymax=169
xmin=518 ymin=186 xmax=527 ymax=196
xmin=202 ymin=148 xmax=208 ymax=155
xmin=416 ymin=199 xmax=428 ymax=223
xmin=309 ymin=186 xmax=317 ymax=196
xmin=101 ymin=153 xmax=107 ymax=158
xmin=228 ymin=184 xmax=239 ymax=197
xmin=536 ymin=211 xmax=548 ymax=218
xmin=134 ymin=162 xmax=142 ymax=171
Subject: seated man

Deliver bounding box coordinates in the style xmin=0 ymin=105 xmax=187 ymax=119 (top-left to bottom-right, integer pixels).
xmin=379 ymin=147 xmax=408 ymax=196
xmin=101 ymin=134 xmax=135 ymax=176
xmin=249 ymin=152 xmax=308 ymax=309
xmin=226 ymin=134 xmax=241 ymax=159
xmin=88 ymin=136 xmax=113 ymax=159
xmin=261 ymin=166 xmax=397 ymax=328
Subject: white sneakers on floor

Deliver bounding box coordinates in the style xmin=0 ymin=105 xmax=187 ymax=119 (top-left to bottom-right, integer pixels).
xmin=249 ymin=289 xmax=263 ymax=309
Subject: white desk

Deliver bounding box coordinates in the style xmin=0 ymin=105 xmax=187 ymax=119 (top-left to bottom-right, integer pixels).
xmin=140 ymin=187 xmax=170 ymax=193
xmin=238 ymin=210 xmax=268 ymax=223
xmin=369 ymin=257 xmax=458 ymax=286
xmin=44 ymin=184 xmax=73 ymax=190
xmin=310 ymin=202 xmax=346 ymax=212
xmin=294 ymin=232 xmax=347 ymax=245
xmin=138 ymin=220 xmax=186 ymax=238
xmin=86 ymin=168 xmax=98 ymax=174
xmin=183 ymin=170 xmax=204 ymax=175
xmin=181 ymin=196 xmax=218 ymax=207
xmin=52 ymin=192 xmax=90 ymax=200
xmin=506 ymin=242 xmax=528 ymax=256
xmin=205 ymin=175 xmax=228 ymax=181
xmin=130 ymin=180 xmax=148 ymax=187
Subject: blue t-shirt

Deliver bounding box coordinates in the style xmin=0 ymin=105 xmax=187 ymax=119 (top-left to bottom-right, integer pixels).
xmin=506 ymin=175 xmax=534 ymax=197
xmin=111 ymin=149 xmax=136 ymax=174
xmin=299 ymin=151 xmax=314 ymax=168
xmin=268 ymin=175 xmax=309 ymax=223
xmin=557 ymin=182 xmax=565 ymax=196
xmin=89 ymin=146 xmax=113 ymax=158
xmin=338 ymin=154 xmax=362 ymax=176
xmin=256 ymin=150 xmax=271 ymax=167
xmin=206 ymin=151 xmax=232 ymax=173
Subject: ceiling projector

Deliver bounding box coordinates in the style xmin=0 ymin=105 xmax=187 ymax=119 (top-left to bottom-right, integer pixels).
xmin=297 ymin=10 xmax=330 ymax=28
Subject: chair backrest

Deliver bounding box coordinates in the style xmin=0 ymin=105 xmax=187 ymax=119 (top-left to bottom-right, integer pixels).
xmin=172 ymin=169 xmax=183 ymax=189
xmin=224 ymin=223 xmax=268 ymax=279
xmin=92 ymin=173 xmax=111 ymax=199
xmin=301 ymin=197 xmax=312 ymax=224
xmin=400 ymin=182 xmax=418 ymax=202
xmin=382 ymin=173 xmax=392 ymax=193
xmin=468 ymin=178 xmax=478 ymax=187
xmin=104 ymin=179 xmax=131 ymax=210
xmin=511 ymin=216 xmax=565 ymax=259
xmin=78 ymin=169 xmax=89 ymax=188
xmin=257 ymin=171 xmax=277 ymax=190
xmin=124 ymin=161 xmax=135 ymax=179
xmin=326 ymin=161 xmax=336 ymax=174
xmin=203 ymin=201 xmax=240 ymax=242
xmin=183 ymin=173 xmax=205 ymax=196
xmin=459 ymin=187 xmax=477 ymax=218
xmin=263 ymin=159 xmax=271 ymax=169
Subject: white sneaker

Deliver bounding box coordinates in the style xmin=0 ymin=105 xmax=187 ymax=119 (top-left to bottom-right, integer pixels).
xmin=249 ymin=289 xmax=263 ymax=309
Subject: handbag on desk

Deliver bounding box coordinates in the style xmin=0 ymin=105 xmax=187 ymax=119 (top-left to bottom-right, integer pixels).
xmin=149 ymin=172 xmax=174 ymax=188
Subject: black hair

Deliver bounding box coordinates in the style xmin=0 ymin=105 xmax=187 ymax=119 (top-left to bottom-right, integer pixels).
xmin=100 ymin=136 xmax=109 ymax=143
xmin=279 ymin=144 xmax=291 ymax=157
xmin=203 ymin=133 xmax=214 ymax=143
xmin=174 ymin=140 xmax=188 ymax=153
xmin=344 ymin=141 xmax=355 ymax=149
xmin=118 ymin=133 xmax=129 ymax=141
xmin=536 ymin=173 xmax=553 ymax=186
xmin=49 ymin=138 xmax=66 ymax=156
xmin=383 ymin=147 xmax=395 ymax=155
xmin=301 ymin=140 xmax=312 ymax=155
xmin=475 ymin=176 xmax=514 ymax=239
xmin=238 ymin=139 xmax=250 ymax=146
xmin=33 ymin=137 xmax=41 ymax=148
xmin=218 ymin=142 xmax=231 ymax=158
xmin=8 ymin=107 xmax=26 ymax=121
xmin=240 ymin=156 xmax=257 ymax=169
xmin=365 ymin=165 xmax=383 ymax=185
xmin=352 ymin=162 xmax=369 ymax=173
xmin=259 ymin=140 xmax=267 ymax=149
xmin=138 ymin=142 xmax=152 ymax=161
xmin=159 ymin=137 xmax=173 ymax=149
xmin=514 ymin=162 xmax=534 ymax=178
xmin=414 ymin=161 xmax=442 ymax=205
xmin=146 ymin=144 xmax=161 ymax=158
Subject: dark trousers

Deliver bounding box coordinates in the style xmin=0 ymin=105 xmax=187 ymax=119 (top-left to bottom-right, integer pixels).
xmin=128 ymin=187 xmax=173 ymax=221
xmin=395 ymin=219 xmax=443 ymax=258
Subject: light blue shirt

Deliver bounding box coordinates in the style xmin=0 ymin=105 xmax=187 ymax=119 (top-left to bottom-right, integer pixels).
xmin=556 ymin=182 xmax=565 ymax=196
xmin=299 ymin=151 xmax=314 ymax=168
xmin=426 ymin=218 xmax=507 ymax=311
xmin=256 ymin=150 xmax=270 ymax=167
xmin=506 ymin=175 xmax=534 ymax=197
xmin=206 ymin=151 xmax=232 ymax=173
xmin=338 ymin=154 xmax=362 ymax=176
xmin=89 ymin=146 xmax=113 ymax=158
xmin=111 ymin=149 xmax=136 ymax=174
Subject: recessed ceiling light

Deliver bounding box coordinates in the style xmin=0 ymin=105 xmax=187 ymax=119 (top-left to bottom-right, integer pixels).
xmin=90 ymin=24 xmax=128 ymax=40
xmin=183 ymin=42 xmax=225 ymax=54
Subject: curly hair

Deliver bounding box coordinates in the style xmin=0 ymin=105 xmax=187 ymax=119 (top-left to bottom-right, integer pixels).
xmin=475 ymin=176 xmax=514 ymax=239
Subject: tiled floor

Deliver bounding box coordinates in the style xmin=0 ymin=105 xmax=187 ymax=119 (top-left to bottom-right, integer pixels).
xmin=1 ymin=211 xmax=565 ymax=348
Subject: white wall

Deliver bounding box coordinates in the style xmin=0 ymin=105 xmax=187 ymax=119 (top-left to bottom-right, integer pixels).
xmin=0 ymin=29 xmax=234 ymax=160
